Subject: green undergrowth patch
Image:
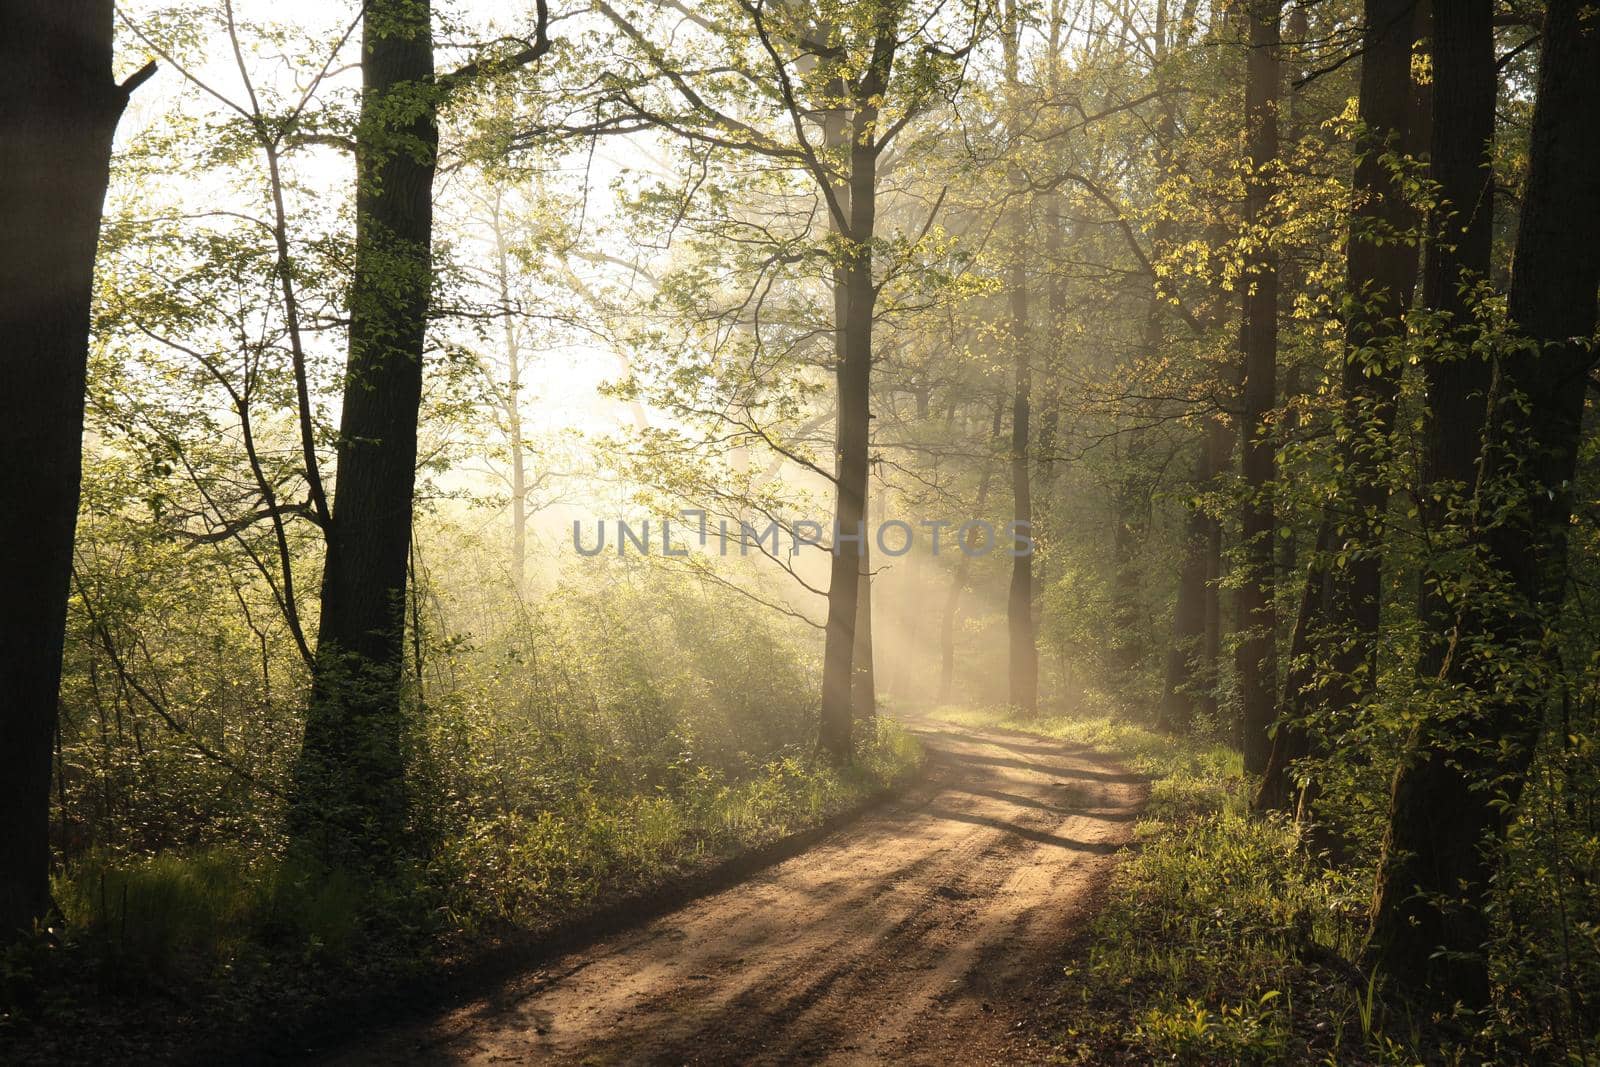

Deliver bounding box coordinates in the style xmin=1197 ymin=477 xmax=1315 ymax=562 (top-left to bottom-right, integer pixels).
xmin=3 ymin=719 xmax=921 ymax=1061
xmin=432 ymin=717 xmax=922 ymax=932
xmin=929 ymin=705 xmax=1421 ymax=1065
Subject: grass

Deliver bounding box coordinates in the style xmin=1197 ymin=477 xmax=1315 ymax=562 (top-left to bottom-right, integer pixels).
xmin=433 ymin=717 xmax=924 ymax=932
xmin=3 ymin=718 xmax=922 ymax=1061
xmin=929 ymin=704 xmax=1420 ymax=1065
xmin=49 ymin=847 xmax=364 ymax=982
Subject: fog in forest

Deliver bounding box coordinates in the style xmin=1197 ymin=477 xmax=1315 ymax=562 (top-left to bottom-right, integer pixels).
xmin=4 ymin=0 xmax=1599 ymax=1062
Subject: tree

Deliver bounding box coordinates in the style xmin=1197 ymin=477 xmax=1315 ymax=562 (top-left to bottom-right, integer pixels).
xmin=1001 ymin=0 xmax=1038 ymax=716
xmin=1255 ymin=0 xmax=1423 ymax=813
xmin=292 ymin=0 xmax=440 ymax=865
xmin=0 ymin=2 xmax=154 ymax=936
xmin=1414 ymin=0 xmax=1495 ymax=678
xmin=580 ymin=0 xmax=977 ymax=761
xmin=1369 ymin=0 xmax=1600 ymax=1006
xmin=1235 ymin=0 xmax=1282 ymax=775
xmin=294 ymin=0 xmax=550 ymax=865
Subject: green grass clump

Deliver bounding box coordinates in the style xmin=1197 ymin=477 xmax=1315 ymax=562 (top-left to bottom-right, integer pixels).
xmin=48 ymin=847 xmax=363 ymax=984
xmin=432 ymin=717 xmax=923 ymax=932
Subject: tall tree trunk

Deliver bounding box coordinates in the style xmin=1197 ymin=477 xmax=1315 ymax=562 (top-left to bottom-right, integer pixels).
xmin=1235 ymin=0 xmax=1282 ymax=776
xmin=1008 ymin=218 xmax=1038 ymax=715
xmin=1034 ymin=194 xmax=1065 ymax=589
xmin=0 ymin=1 xmax=152 ymax=938
xmin=1415 ymin=0 xmax=1494 ymax=675
xmin=817 ymin=55 xmax=889 ymax=758
xmin=1369 ymin=0 xmax=1600 ymax=1007
xmin=1202 ymin=415 xmax=1228 ymax=720
xmin=1255 ymin=0 xmax=1422 ymax=811
xmin=294 ymin=0 xmax=438 ymax=865
xmin=1001 ymin=0 xmax=1038 ymax=717
xmin=819 ymin=252 xmax=873 ymax=758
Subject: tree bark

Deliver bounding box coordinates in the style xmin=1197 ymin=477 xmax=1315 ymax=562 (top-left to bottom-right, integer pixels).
xmin=1007 ymin=219 xmax=1038 ymax=715
xmin=294 ymin=0 xmax=438 ymax=865
xmin=0 ymin=2 xmax=151 ymax=937
xmin=1202 ymin=416 xmax=1228 ymax=721
xmin=1368 ymin=0 xmax=1600 ymax=1007
xmin=816 ymin=36 xmax=893 ymax=758
xmin=1415 ymin=0 xmax=1495 ymax=675
xmin=1255 ymin=0 xmax=1422 ymax=812
xmin=1000 ymin=0 xmax=1037 ymax=717
xmin=1235 ymin=0 xmax=1282 ymax=776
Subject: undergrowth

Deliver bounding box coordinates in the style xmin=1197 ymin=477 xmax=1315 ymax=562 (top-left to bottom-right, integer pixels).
xmin=930 ymin=705 xmax=1447 ymax=1065
xmin=1 ymin=718 xmax=920 ymax=1061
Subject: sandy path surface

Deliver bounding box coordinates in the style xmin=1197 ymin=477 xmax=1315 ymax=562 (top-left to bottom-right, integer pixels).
xmin=324 ymin=717 xmax=1146 ymax=1065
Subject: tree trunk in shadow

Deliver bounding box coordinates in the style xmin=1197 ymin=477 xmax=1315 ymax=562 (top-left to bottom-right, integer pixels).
xmin=294 ymin=0 xmax=437 ymax=868
xmin=1235 ymin=0 xmax=1282 ymax=776
xmin=0 ymin=1 xmax=151 ymax=937
xmin=1255 ymin=0 xmax=1422 ymax=813
xmin=852 ymin=540 xmax=875 ymax=718
xmin=1160 ymin=442 xmax=1216 ymax=733
xmin=1369 ymin=0 xmax=1600 ymax=1008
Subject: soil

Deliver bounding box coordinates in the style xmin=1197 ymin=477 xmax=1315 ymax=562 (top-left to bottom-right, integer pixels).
xmin=319 ymin=716 xmax=1147 ymax=1065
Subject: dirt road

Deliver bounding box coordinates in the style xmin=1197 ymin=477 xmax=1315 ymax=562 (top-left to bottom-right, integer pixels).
xmin=329 ymin=717 xmax=1146 ymax=1065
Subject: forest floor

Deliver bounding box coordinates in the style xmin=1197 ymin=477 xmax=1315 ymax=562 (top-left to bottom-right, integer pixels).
xmin=316 ymin=714 xmax=1147 ymax=1065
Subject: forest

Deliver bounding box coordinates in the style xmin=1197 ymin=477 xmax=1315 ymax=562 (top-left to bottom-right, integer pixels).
xmin=2 ymin=0 xmax=1598 ymax=1062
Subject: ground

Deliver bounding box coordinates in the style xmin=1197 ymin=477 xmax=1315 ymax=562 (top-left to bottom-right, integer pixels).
xmin=314 ymin=715 xmax=1147 ymax=1065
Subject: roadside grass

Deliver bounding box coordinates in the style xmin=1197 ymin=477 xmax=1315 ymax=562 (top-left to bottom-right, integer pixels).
xmin=432 ymin=717 xmax=923 ymax=932
xmin=3 ymin=719 xmax=921 ymax=1059
xmin=929 ymin=704 xmax=1421 ymax=1065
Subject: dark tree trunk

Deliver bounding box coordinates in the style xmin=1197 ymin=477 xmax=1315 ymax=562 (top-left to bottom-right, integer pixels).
xmin=1033 ymin=194 xmax=1065 ymax=592
xmin=1321 ymin=0 xmax=1423 ymax=712
xmin=294 ymin=0 xmax=438 ymax=865
xmin=1000 ymin=0 xmax=1037 ymax=717
xmin=1201 ymin=416 xmax=1228 ymax=721
xmin=1254 ymin=517 xmax=1333 ymax=811
xmin=1369 ymin=0 xmax=1600 ymax=1006
xmin=818 ymin=252 xmax=873 ymax=758
xmin=817 ymin=80 xmax=886 ymax=760
xmin=1235 ymin=0 xmax=1282 ymax=776
xmin=1255 ymin=0 xmax=1422 ymax=811
xmin=1415 ymin=0 xmax=1495 ymax=675
xmin=0 ymin=2 xmax=151 ymax=937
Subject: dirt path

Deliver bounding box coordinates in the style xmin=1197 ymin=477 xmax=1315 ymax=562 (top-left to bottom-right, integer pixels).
xmin=327 ymin=717 xmax=1146 ymax=1065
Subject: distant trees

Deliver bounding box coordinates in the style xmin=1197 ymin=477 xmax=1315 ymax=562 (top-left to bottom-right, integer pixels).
xmin=573 ymin=0 xmax=979 ymax=760
xmin=0 ymin=2 xmax=153 ymax=937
